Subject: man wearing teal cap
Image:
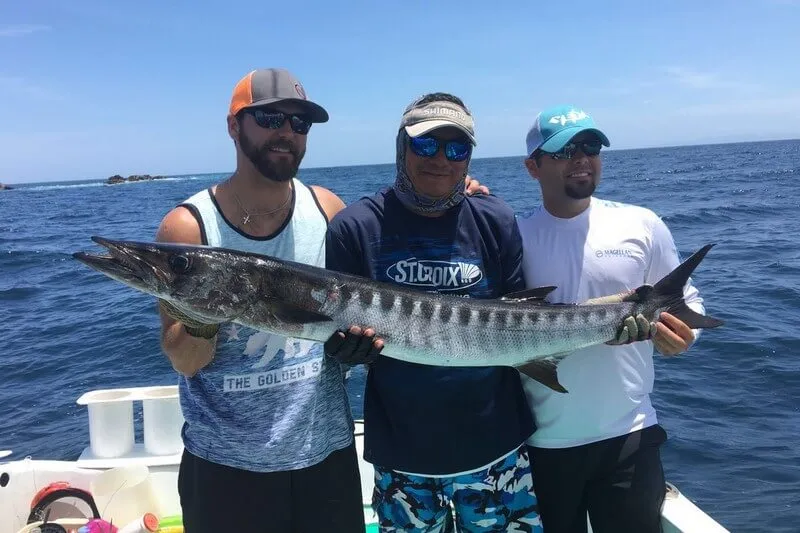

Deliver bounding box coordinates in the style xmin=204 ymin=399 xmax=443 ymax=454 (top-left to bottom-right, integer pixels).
xmin=516 ymin=105 xmax=712 ymax=533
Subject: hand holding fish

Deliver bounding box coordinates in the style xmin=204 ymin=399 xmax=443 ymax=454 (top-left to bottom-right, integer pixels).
xmin=652 ymin=312 xmax=695 ymax=356
xmin=159 ymin=299 xmax=221 ymax=339
xmin=582 ymin=291 xmax=656 ymax=346
xmin=586 ymin=287 xmax=694 ymax=353
xmin=324 ymin=325 xmax=384 ymax=365
xmin=606 ymin=314 xmax=656 ymax=345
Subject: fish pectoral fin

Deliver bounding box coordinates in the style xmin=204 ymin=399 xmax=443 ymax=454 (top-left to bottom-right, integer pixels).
xmin=500 ymin=286 xmax=558 ymax=303
xmin=271 ymin=303 xmax=333 ymax=325
xmin=515 ymin=356 xmax=569 ymax=393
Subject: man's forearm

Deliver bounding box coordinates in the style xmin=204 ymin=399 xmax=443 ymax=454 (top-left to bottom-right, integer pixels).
xmin=161 ymin=320 xmax=217 ymax=377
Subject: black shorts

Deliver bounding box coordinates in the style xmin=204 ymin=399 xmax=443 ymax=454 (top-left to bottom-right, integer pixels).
xmin=178 ymin=442 xmax=365 ymax=533
xmin=529 ymin=424 xmax=668 ymax=533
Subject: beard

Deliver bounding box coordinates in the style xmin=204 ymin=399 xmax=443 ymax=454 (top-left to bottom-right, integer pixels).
xmin=564 ymin=179 xmax=596 ymax=200
xmin=239 ymin=130 xmax=305 ymax=183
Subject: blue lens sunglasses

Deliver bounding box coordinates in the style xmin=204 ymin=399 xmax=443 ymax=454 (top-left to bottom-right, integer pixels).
xmin=409 ymin=136 xmax=472 ymax=162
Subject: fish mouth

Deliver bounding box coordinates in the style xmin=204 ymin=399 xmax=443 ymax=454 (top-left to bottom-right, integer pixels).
xmin=72 ymin=236 xmax=172 ymax=291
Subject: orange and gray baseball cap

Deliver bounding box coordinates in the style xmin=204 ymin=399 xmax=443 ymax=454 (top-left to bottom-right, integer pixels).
xmin=229 ymin=68 xmax=329 ymax=123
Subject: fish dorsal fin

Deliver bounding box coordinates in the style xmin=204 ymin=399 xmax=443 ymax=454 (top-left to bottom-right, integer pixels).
xmin=500 ymin=286 xmax=557 ymax=303
xmin=515 ymin=354 xmax=570 ymax=393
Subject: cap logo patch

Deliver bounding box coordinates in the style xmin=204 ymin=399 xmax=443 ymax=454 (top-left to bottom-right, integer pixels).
xmin=549 ymin=110 xmax=589 ymax=126
xmin=422 ymin=107 xmax=468 ymax=122
xmin=295 ymin=83 xmax=307 ymax=100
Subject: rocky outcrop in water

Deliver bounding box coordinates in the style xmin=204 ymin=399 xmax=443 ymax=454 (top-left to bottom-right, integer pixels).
xmin=105 ymin=174 xmax=166 ymax=185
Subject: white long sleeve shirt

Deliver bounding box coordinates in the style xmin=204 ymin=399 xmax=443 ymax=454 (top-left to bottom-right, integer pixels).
xmin=516 ymin=197 xmax=705 ymax=449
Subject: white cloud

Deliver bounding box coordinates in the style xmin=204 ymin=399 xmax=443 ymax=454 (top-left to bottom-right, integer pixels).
xmin=0 ymin=24 xmax=51 ymax=37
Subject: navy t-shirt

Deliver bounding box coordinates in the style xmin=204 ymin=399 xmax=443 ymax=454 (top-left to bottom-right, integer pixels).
xmin=326 ymin=188 xmax=534 ymax=475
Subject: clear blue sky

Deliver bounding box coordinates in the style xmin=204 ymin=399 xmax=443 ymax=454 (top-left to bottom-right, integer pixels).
xmin=2 ymin=0 xmax=799 ymax=183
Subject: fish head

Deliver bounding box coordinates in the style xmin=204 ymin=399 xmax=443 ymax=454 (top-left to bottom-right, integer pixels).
xmin=73 ymin=236 xmax=259 ymax=321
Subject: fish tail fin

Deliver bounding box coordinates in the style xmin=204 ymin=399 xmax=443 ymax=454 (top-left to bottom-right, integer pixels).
xmin=641 ymin=243 xmax=724 ymax=329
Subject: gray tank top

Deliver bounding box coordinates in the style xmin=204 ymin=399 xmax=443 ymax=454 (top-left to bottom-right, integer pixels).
xmin=177 ymin=178 xmax=354 ymax=472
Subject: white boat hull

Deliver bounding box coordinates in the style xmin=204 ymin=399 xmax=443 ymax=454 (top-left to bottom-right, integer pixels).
xmin=0 ymin=386 xmax=729 ymax=532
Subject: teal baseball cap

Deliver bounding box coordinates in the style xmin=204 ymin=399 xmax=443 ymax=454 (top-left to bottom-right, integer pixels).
xmin=525 ymin=105 xmax=610 ymax=156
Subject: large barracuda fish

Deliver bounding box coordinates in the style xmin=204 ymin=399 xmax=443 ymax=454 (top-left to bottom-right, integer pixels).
xmin=73 ymin=236 xmax=723 ymax=392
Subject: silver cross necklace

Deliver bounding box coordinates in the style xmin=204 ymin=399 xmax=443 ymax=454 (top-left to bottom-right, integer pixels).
xmin=229 ymin=183 xmax=292 ymax=225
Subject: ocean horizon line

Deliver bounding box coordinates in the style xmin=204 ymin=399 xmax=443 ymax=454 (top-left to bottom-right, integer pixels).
xmin=4 ymin=136 xmax=798 ymax=187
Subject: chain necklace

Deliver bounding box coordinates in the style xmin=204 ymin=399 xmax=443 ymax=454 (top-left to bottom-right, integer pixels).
xmin=228 ymin=183 xmax=292 ymax=225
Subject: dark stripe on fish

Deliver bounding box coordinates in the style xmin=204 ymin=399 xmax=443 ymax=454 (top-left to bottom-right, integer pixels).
xmin=359 ymin=290 xmax=374 ymax=307
xmin=401 ymin=295 xmax=415 ymax=316
xmin=420 ymin=300 xmax=435 ymax=321
xmin=496 ymin=309 xmax=508 ymax=327
xmin=380 ymin=293 xmax=394 ymax=312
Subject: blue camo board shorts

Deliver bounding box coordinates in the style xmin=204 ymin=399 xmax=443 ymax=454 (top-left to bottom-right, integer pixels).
xmin=372 ymin=446 xmax=543 ymax=532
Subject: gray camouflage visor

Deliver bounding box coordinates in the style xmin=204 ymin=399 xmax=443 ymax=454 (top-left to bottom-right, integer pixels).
xmin=400 ymin=101 xmax=477 ymax=145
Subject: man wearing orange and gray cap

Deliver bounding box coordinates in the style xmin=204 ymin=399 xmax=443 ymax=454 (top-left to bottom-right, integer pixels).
xmin=154 ymin=68 xmax=368 ymax=532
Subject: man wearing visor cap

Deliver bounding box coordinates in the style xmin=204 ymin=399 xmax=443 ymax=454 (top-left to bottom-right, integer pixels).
xmin=326 ymin=93 xmax=543 ymax=532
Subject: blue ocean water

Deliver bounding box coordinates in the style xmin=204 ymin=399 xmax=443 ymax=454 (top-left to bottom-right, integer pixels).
xmin=1 ymin=140 xmax=798 ymax=532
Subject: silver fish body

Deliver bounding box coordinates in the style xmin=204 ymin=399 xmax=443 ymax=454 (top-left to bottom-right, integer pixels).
xmin=73 ymin=236 xmax=723 ymax=392
xmin=302 ymin=276 xmax=639 ymax=366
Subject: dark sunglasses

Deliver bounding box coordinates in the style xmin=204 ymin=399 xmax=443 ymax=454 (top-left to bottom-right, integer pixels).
xmin=541 ymin=141 xmax=603 ymax=160
xmin=245 ymin=109 xmax=312 ymax=135
xmin=409 ymin=136 xmax=472 ymax=162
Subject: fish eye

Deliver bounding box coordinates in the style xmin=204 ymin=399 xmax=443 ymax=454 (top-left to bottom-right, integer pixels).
xmin=168 ymin=254 xmax=192 ymax=274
